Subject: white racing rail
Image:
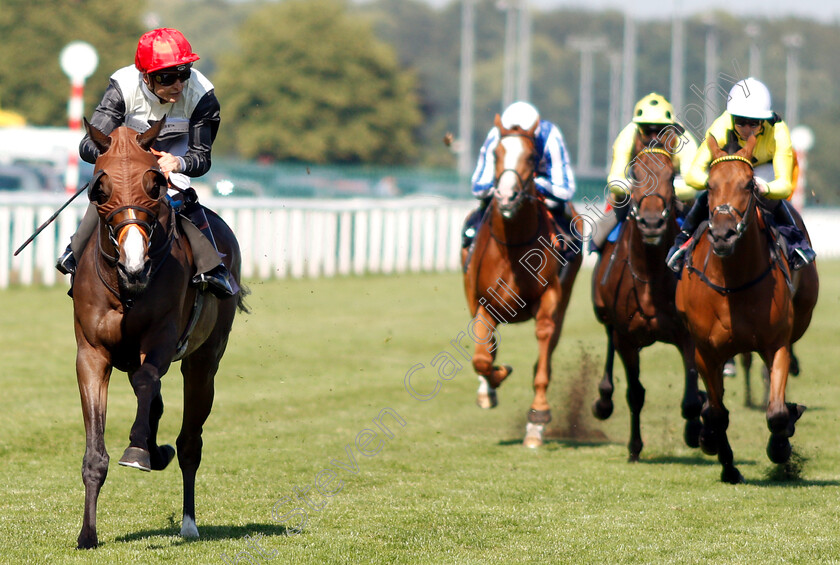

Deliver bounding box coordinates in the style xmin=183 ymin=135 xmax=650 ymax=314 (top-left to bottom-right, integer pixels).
xmin=1 ymin=193 xmax=836 ymax=288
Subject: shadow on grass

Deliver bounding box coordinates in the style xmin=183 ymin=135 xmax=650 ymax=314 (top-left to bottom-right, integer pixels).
xmin=115 ymin=522 xmax=292 ymax=544
xmin=637 ymin=454 xmax=743 ymax=467
xmin=497 ymin=437 xmax=618 ymax=448
xmin=749 ymin=477 xmax=840 ymax=487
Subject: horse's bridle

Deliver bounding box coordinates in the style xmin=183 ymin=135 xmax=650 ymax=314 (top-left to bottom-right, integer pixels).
xmin=494 ymin=132 xmax=538 ymax=204
xmin=485 ymin=132 xmax=543 ymax=246
xmin=104 ymin=205 xmax=158 ymax=250
xmin=628 ymin=147 xmax=675 ymax=222
xmin=707 ymin=154 xmax=757 ymax=240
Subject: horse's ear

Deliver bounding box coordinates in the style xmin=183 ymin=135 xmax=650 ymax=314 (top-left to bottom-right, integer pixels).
xmin=527 ymin=117 xmax=539 ymax=137
xmin=740 ymin=132 xmax=758 ymax=158
xmin=706 ymin=134 xmax=724 ymax=158
xmin=494 ymin=113 xmax=503 ymax=131
xmin=137 ymin=116 xmax=166 ymax=151
xmin=84 ymin=118 xmax=111 ymax=155
xmin=633 ymin=129 xmax=646 ymax=155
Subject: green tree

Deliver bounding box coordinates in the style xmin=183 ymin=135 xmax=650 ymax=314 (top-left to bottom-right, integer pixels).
xmin=214 ymin=0 xmax=421 ymax=164
xmin=0 ymin=0 xmax=144 ymax=126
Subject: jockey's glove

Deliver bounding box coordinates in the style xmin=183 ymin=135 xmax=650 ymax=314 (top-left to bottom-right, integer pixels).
xmin=755 ymin=177 xmax=771 ymax=196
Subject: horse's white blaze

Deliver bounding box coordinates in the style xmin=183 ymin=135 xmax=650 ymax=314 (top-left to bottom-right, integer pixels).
xmin=496 ymin=137 xmax=526 ymax=206
xmin=180 ymin=515 xmax=199 ymax=538
xmin=121 ymin=225 xmax=147 ymax=274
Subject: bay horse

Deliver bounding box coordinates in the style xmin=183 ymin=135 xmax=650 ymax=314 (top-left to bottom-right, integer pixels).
xmin=72 ymin=119 xmax=247 ymax=548
xmin=592 ymin=133 xmax=704 ymax=461
xmin=675 ymin=132 xmax=819 ymax=483
xmin=462 ymin=114 xmax=582 ymax=448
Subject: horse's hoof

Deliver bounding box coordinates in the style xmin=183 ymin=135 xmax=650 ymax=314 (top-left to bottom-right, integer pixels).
xmin=721 ymin=466 xmax=745 ymax=484
xmin=180 ymin=515 xmax=199 ymax=539
xmin=76 ymin=532 xmax=98 ymax=550
xmin=119 ymin=446 xmax=152 ymax=472
xmin=523 ymin=423 xmax=544 ymax=448
xmin=684 ymin=419 xmax=702 ymax=449
xmin=476 ymin=376 xmax=498 ymax=409
xmin=767 ymin=435 xmax=792 ymax=464
xmin=592 ymin=398 xmax=613 ymax=420
xmin=628 ymin=440 xmax=644 ymax=462
xmin=151 ymin=445 xmax=176 ymax=471
xmin=476 ymin=391 xmax=498 ymax=409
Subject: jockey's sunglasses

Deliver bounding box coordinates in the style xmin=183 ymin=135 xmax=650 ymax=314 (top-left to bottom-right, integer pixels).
xmin=639 ymin=124 xmax=664 ymax=136
xmin=733 ymin=116 xmax=761 ymax=128
xmin=151 ymin=69 xmax=191 ymax=86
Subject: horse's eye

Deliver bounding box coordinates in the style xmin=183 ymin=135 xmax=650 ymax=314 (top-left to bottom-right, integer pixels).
xmin=89 ymin=176 xmax=110 ymax=206
xmin=144 ymin=171 xmax=167 ymax=200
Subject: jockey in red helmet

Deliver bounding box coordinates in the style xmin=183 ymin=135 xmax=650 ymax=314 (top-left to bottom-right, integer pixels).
xmin=57 ymin=28 xmax=235 ymax=297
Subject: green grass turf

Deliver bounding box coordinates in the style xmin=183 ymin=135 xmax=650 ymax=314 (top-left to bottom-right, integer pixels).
xmin=0 ymin=261 xmax=839 ymax=564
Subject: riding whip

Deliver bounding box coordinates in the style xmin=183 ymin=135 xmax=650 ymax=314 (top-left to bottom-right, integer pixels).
xmin=13 ymin=182 xmax=89 ymax=256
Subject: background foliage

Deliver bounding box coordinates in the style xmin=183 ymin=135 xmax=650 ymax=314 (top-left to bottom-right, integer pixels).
xmin=213 ymin=0 xmax=422 ymax=164
xmin=2 ymin=0 xmax=840 ymax=201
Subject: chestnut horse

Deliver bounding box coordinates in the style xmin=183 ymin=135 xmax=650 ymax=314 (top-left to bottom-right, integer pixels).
xmin=675 ymin=133 xmax=819 ymax=483
xmin=72 ymin=120 xmax=247 ymax=548
xmin=592 ymin=134 xmax=704 ymax=461
xmin=462 ymin=114 xmax=582 ymax=448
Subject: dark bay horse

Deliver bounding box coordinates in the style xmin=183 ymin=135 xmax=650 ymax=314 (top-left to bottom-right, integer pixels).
xmin=675 ymin=133 xmax=819 ymax=483
xmin=462 ymin=114 xmax=582 ymax=448
xmin=72 ymin=120 xmax=247 ymax=548
xmin=592 ymin=133 xmax=704 ymax=461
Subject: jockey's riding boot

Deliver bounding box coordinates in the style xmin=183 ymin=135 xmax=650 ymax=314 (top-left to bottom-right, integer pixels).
xmin=56 ymin=245 xmax=76 ymax=275
xmin=182 ymin=205 xmax=237 ymax=298
xmin=772 ymin=199 xmax=817 ymax=270
xmin=194 ymin=265 xmax=236 ymax=298
xmin=666 ymin=191 xmax=708 ymax=272
xmin=462 ymin=196 xmax=492 ymax=248
xmin=55 ymin=203 xmax=99 ymax=275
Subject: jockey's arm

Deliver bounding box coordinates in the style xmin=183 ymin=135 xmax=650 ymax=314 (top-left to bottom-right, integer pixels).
xmin=471 ymin=128 xmax=499 ymax=199
xmin=535 ymin=123 xmax=576 ymax=201
xmin=178 ymin=90 xmax=221 ymax=178
xmin=79 ymin=81 xmax=126 ymax=164
xmin=606 ymin=123 xmax=636 ymax=201
xmin=672 ymin=127 xmax=699 ymax=200
xmin=762 ymin=121 xmax=795 ymax=200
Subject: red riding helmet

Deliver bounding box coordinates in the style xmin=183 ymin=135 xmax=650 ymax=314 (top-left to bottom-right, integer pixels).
xmin=134 ymin=28 xmax=200 ymax=74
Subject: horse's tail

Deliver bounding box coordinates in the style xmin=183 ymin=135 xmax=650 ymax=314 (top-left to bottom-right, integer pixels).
xmin=236 ymin=282 xmax=252 ymax=314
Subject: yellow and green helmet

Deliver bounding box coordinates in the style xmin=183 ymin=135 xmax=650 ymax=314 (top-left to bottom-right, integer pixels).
xmin=633 ymin=93 xmax=675 ymax=125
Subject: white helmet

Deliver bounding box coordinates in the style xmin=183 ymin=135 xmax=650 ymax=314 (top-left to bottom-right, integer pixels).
xmin=500 ymin=101 xmax=540 ymax=130
xmin=726 ymin=77 xmax=773 ymax=120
